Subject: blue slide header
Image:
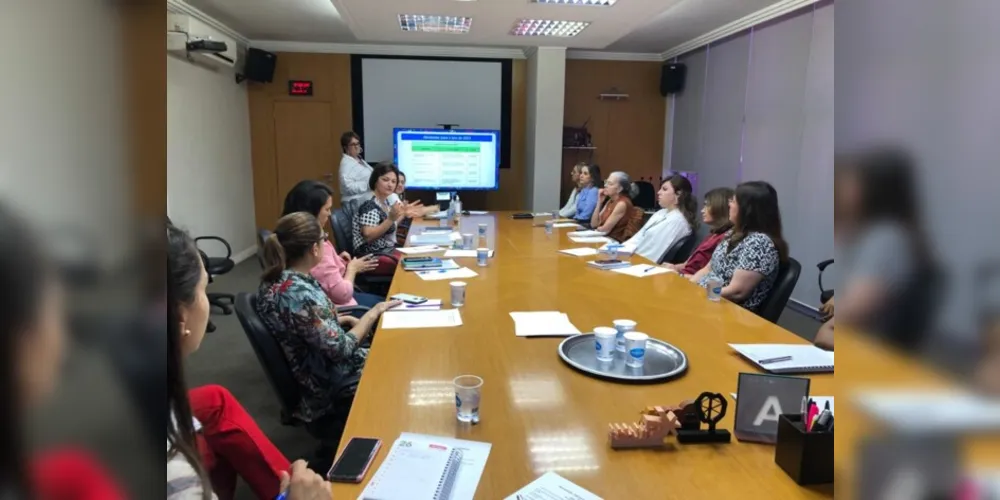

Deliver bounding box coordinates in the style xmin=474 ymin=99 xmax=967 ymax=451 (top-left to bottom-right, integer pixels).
xmin=399 ymin=133 xmax=494 ymax=142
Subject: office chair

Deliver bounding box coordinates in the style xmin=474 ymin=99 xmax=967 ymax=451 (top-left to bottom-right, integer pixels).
xmin=195 ymin=236 xmax=235 ymax=333
xmin=332 ymin=205 xmax=394 ymax=295
xmin=657 ymin=235 xmax=693 ymax=265
xmin=756 ymin=258 xmax=802 ymax=324
xmin=817 ymin=259 xmax=834 ymax=304
xmin=633 ymin=181 xmax=656 ymax=210
xmin=234 ymin=292 xmax=364 ymax=460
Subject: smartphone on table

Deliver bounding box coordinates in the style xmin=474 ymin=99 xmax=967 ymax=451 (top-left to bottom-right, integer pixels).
xmin=327 ymin=437 xmax=382 ymax=482
xmin=390 ymin=293 xmax=428 ymax=305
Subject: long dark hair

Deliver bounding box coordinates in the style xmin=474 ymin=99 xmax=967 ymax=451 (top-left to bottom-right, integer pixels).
xmin=0 ymin=203 xmax=51 ymax=497
xmin=582 ymin=164 xmax=602 ymax=188
xmin=704 ymin=187 xmax=735 ymax=234
xmin=836 ymin=148 xmax=930 ymax=262
xmin=282 ymin=180 xmax=334 ymax=218
xmin=261 ymin=212 xmax=323 ymax=283
xmin=166 ymin=222 xmax=212 ymax=500
xmin=664 ymin=174 xmax=698 ymax=230
xmin=729 ymin=181 xmax=788 ymax=262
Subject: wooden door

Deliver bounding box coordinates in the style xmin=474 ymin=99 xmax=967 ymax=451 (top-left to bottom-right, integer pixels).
xmin=272 ymin=101 xmax=338 ymax=208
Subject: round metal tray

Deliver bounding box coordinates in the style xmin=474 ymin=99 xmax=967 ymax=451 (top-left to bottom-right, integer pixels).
xmin=557 ymin=334 xmax=688 ymax=383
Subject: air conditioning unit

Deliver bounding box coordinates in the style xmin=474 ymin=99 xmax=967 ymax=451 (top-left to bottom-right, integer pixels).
xmin=167 ymin=13 xmax=238 ymax=69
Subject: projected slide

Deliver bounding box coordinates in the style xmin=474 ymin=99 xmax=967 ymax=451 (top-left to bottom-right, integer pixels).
xmin=393 ymin=129 xmax=499 ymax=190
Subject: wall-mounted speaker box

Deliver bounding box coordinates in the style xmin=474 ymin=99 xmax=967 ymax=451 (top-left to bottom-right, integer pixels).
xmin=660 ymin=63 xmax=687 ymax=96
xmin=244 ymin=48 xmax=277 ymax=83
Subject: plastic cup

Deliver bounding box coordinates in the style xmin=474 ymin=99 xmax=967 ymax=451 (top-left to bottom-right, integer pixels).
xmin=476 ymin=248 xmax=489 ymax=267
xmin=544 ymin=220 xmax=554 ymax=235
xmin=706 ymin=277 xmax=723 ymax=302
xmin=624 ymin=332 xmax=649 ymax=368
xmin=462 ymin=233 xmax=475 ymax=250
xmin=454 ymin=375 xmax=483 ymax=423
xmin=450 ymin=281 xmax=467 ymax=307
xmin=593 ymin=327 xmax=618 ymax=361
xmin=613 ymin=319 xmax=637 ymax=352
xmin=607 ymin=244 xmax=619 ymax=261
xmin=477 ymin=223 xmax=488 ymax=238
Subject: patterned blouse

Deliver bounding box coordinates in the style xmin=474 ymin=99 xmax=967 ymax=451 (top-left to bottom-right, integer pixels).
xmin=698 ymin=230 xmax=780 ymax=312
xmin=352 ymin=196 xmax=396 ymax=256
xmin=255 ymin=270 xmax=367 ymax=422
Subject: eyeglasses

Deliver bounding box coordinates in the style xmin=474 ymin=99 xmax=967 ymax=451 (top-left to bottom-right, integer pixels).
xmin=349 ymin=142 xmax=361 ymax=147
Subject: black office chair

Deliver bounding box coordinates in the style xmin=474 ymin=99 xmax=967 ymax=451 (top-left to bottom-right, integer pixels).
xmin=756 ymin=258 xmax=802 ymax=324
xmin=657 ymin=235 xmax=693 ymax=265
xmin=234 ymin=292 xmax=364 ymax=458
xmin=817 ymin=259 xmax=834 ymax=304
xmin=332 ymin=205 xmax=393 ymax=295
xmin=195 ymin=236 xmax=235 ymax=333
xmin=633 ymin=181 xmax=656 ymax=210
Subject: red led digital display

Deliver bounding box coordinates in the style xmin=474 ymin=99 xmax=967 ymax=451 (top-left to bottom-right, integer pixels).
xmin=288 ymin=80 xmax=314 ymax=96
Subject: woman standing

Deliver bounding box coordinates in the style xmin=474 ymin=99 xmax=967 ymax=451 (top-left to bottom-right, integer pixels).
xmin=590 ymin=171 xmax=639 ymax=242
xmin=688 ymin=181 xmax=788 ymax=312
xmin=352 ymin=163 xmax=405 ymax=257
xmin=338 ymin=132 xmax=400 ymax=207
xmin=622 ymin=175 xmax=696 ymax=262
xmin=573 ymin=164 xmax=601 ymax=223
xmin=665 ymin=187 xmax=734 ymax=274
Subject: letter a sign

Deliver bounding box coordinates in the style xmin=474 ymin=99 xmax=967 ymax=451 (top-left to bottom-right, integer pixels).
xmin=733 ymin=373 xmax=810 ymax=443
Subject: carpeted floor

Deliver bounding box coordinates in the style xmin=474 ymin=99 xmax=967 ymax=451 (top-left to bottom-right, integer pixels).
xmin=186 ymin=259 xmax=823 ymax=499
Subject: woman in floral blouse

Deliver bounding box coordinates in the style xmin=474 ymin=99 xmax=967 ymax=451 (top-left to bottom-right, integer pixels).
xmin=256 ymin=212 xmax=399 ymax=423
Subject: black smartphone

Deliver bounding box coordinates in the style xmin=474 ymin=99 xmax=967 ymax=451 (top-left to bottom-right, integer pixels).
xmin=402 ymin=257 xmax=433 ymax=263
xmin=327 ymin=437 xmax=382 ymax=483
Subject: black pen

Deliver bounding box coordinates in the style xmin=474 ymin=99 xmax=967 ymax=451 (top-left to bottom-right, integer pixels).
xmin=758 ymin=355 xmax=792 ymax=365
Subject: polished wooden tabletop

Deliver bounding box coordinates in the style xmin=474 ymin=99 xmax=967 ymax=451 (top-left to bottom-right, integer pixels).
xmin=332 ymin=212 xmax=839 ymax=499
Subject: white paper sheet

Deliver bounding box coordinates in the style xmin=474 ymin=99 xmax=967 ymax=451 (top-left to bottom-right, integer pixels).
xmin=552 ymin=222 xmax=582 ymax=228
xmin=410 ymin=232 xmax=462 ymax=245
xmin=380 ymin=309 xmax=463 ymax=329
xmin=568 ymin=236 xmax=611 ymax=244
xmin=509 ymin=311 xmax=581 ymax=337
xmin=559 ymin=247 xmax=600 ymax=257
xmin=853 ymin=390 xmax=1000 ymax=433
xmin=467 ymin=210 xmax=489 ymax=215
xmin=415 ymin=267 xmax=480 ymax=281
xmin=390 ymin=299 xmax=443 ymax=311
xmin=398 ymin=433 xmax=492 ymax=500
xmin=567 ymin=230 xmax=605 ymax=237
xmin=504 ymin=472 xmax=603 ymax=500
xmin=444 ymin=249 xmax=495 ymax=258
xmin=611 ymin=264 xmax=674 ymax=278
xmin=396 ymin=245 xmax=443 ymax=254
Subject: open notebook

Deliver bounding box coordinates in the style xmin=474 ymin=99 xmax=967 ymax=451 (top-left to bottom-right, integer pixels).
xmin=360 ymin=436 xmax=463 ymax=500
xmin=728 ymin=344 xmax=834 ymax=374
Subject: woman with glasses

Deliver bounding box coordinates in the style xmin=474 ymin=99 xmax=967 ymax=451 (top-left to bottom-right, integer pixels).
xmin=338 ymin=131 xmax=400 ymax=207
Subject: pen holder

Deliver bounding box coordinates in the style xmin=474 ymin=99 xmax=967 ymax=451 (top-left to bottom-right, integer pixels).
xmin=774 ymin=414 xmax=833 ymax=485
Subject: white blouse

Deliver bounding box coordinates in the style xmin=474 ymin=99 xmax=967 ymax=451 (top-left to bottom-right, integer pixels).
xmin=622 ymin=208 xmax=692 ymax=262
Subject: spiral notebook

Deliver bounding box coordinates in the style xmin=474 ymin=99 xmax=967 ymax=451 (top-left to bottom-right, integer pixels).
xmin=359 ymin=437 xmax=463 ymax=500
xmin=728 ymin=343 xmax=835 ymax=374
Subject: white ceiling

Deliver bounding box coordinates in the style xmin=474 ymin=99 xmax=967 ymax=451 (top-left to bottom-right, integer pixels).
xmin=184 ymin=0 xmax=791 ymax=54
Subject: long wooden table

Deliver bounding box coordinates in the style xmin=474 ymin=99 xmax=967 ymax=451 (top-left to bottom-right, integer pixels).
xmin=331 ymin=212 xmax=976 ymax=499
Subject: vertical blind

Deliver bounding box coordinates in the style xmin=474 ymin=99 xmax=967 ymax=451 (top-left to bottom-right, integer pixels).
xmin=669 ymin=1 xmax=834 ymax=309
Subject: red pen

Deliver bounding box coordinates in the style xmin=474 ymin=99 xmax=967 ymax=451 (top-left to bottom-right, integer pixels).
xmin=806 ymin=402 xmax=819 ymax=432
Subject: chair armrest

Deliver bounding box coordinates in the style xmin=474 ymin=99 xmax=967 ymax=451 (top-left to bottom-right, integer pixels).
xmin=335 ymin=305 xmax=372 ymax=316
xmin=195 ymin=236 xmax=233 ymax=259
xmin=331 ymin=372 xmax=362 ymax=400
xmin=817 ymin=259 xmax=834 ymax=271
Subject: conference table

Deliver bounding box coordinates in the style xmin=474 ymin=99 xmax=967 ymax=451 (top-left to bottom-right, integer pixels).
xmin=329 ymin=212 xmax=988 ymax=499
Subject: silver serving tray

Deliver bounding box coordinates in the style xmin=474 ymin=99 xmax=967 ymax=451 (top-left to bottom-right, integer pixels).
xmin=557 ymin=334 xmax=688 ymax=383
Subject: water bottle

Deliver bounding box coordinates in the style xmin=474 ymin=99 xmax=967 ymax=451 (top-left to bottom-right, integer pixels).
xmin=453 ymin=195 xmax=462 ymax=222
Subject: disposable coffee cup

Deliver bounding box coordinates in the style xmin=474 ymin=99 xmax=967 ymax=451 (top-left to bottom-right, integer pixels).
xmin=624 ymin=331 xmax=649 ymax=368
xmin=462 ymin=233 xmax=475 ymax=250
xmin=450 ymin=281 xmax=467 ymax=307
xmin=544 ymin=220 xmax=554 ymax=235
xmin=476 ymin=248 xmax=489 ymax=267
xmin=706 ymin=277 xmax=723 ymax=302
xmin=477 ymin=223 xmax=488 ymax=237
xmin=613 ymin=319 xmax=637 ymax=352
xmin=593 ymin=327 xmax=617 ymax=361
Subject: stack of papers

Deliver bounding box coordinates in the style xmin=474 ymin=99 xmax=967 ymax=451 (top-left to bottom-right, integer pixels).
xmin=411 ymin=232 xmax=462 ymax=246
xmin=728 ymin=343 xmax=835 ymax=374
xmin=381 ymin=309 xmax=463 ymax=329
xmin=611 ymin=264 xmax=674 ymax=277
xmin=400 ymin=433 xmax=491 ymax=500
xmin=567 ymin=230 xmax=605 ymax=238
xmin=359 ymin=433 xmax=491 ymax=500
xmin=559 ymin=247 xmax=600 ymax=257
xmin=415 ymin=267 xmax=480 ymax=281
xmin=392 ymin=299 xmax=443 ymax=311
xmin=467 ymin=210 xmax=489 ymax=215
xmin=444 ymin=249 xmax=495 ymax=258
xmin=397 ymin=245 xmax=444 ymax=255
xmin=504 ymin=472 xmax=602 ymax=500
xmin=552 ymin=222 xmax=582 ymax=228
xmin=510 ymin=311 xmax=581 ymax=337
xmin=599 ymin=242 xmax=636 ymax=255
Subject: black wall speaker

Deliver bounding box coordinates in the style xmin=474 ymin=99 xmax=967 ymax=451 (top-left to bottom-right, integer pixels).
xmin=242 ymin=48 xmax=277 ymax=83
xmin=660 ymin=62 xmax=687 ymax=96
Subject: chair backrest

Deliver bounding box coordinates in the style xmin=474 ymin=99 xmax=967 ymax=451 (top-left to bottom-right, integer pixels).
xmin=330 ymin=208 xmax=355 ymax=256
xmin=633 ymin=181 xmax=656 ymax=210
xmin=233 ymin=292 xmax=303 ymax=418
xmin=256 ymin=229 xmax=272 ymax=269
xmin=657 ymin=234 xmax=693 ymax=265
xmin=756 ymin=257 xmax=802 ymax=324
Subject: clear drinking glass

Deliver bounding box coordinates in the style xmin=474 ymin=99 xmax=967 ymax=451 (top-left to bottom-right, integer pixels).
xmin=707 ymin=277 xmax=723 ymax=302
xmin=453 ymin=375 xmax=483 ymax=423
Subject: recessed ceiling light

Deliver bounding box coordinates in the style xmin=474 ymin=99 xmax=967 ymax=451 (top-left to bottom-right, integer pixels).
xmin=530 ymin=0 xmax=617 ymax=5
xmin=398 ymin=14 xmax=473 ymax=34
xmin=509 ymin=19 xmax=590 ymax=37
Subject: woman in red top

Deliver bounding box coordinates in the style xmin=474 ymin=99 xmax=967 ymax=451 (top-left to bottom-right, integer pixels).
xmin=666 ymin=187 xmax=735 ymax=275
